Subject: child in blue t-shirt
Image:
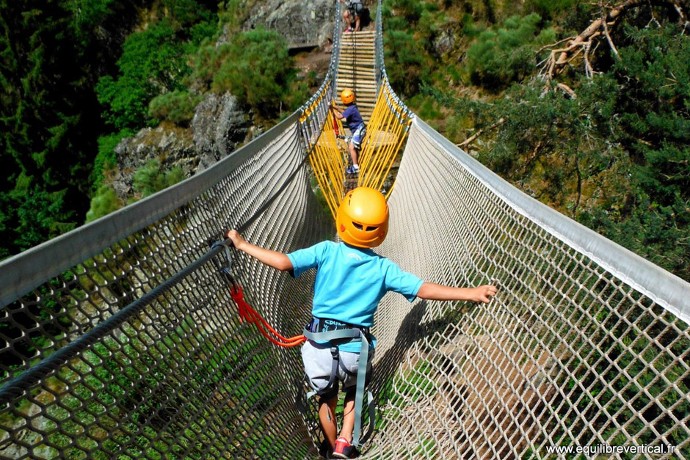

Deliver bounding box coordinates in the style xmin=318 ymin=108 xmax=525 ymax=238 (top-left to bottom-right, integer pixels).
xmin=225 ymin=187 xmax=497 ymax=458
xmin=330 ymin=89 xmax=366 ymax=174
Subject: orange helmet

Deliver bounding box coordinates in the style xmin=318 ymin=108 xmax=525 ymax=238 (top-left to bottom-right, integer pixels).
xmin=340 ymin=89 xmax=355 ymax=105
xmin=336 ymin=187 xmax=388 ymax=248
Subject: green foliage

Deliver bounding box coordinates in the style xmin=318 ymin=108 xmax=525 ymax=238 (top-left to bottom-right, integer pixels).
xmin=218 ymin=0 xmax=260 ymax=33
xmin=195 ymin=28 xmax=297 ymax=117
xmin=163 ymin=0 xmax=212 ymax=27
xmin=91 ymin=129 xmax=133 ymax=189
xmin=465 ymin=14 xmax=555 ymax=90
xmin=0 ymin=1 xmax=228 ymax=257
xmin=283 ymin=73 xmax=317 ymax=118
xmin=408 ymin=94 xmax=443 ymax=121
xmin=417 ymin=10 xmax=443 ymax=52
xmin=384 ymin=30 xmax=429 ymax=98
xmin=148 ymin=90 xmax=202 ymax=125
xmin=65 ymin=0 xmax=115 ymax=41
xmin=96 ymin=20 xmax=190 ymax=130
xmin=96 ymin=2 xmax=216 ymax=130
xmin=132 ymin=159 xmax=185 ymax=198
xmin=523 ymin=0 xmax=577 ymax=20
xmin=0 ymin=0 xmax=109 ymax=255
xmin=12 ymin=187 xmax=78 ymax=250
xmin=387 ymin=0 xmax=424 ymax=23
xmin=581 ymin=25 xmax=690 ymax=280
xmin=487 ymin=76 xmax=628 ymax=209
xmin=427 ymin=19 xmax=689 ymax=282
xmin=85 ymin=185 xmax=122 ymax=222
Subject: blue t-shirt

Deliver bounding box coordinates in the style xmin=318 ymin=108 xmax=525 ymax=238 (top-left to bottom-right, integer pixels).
xmin=342 ymin=104 xmax=364 ymax=131
xmin=288 ymin=241 xmax=423 ymax=351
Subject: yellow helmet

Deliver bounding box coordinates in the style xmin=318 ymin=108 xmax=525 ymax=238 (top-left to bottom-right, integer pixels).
xmin=336 ymin=187 xmax=389 ymax=248
xmin=340 ymin=89 xmax=355 ymax=105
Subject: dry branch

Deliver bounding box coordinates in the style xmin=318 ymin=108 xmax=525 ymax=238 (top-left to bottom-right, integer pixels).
xmin=457 ymin=118 xmax=506 ymax=149
xmin=540 ymin=0 xmax=688 ymax=82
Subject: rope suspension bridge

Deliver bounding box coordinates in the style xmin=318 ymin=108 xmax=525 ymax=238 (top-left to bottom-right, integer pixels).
xmin=1 ymin=2 xmax=689 ymax=458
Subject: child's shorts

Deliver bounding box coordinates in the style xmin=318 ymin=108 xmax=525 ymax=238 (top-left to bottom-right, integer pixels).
xmin=301 ymin=340 xmax=373 ymax=399
xmin=351 ymin=124 xmax=366 ymax=150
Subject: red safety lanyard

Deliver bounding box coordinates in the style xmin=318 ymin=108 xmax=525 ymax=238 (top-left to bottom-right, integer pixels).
xmin=331 ymin=102 xmax=341 ymax=137
xmin=215 ymin=240 xmax=305 ymax=348
xmin=228 ymin=282 xmax=306 ymax=348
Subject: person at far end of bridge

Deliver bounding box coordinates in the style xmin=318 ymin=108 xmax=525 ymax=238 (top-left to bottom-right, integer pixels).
xmin=330 ymin=89 xmax=364 ymax=175
xmin=341 ymin=0 xmax=362 ymax=32
xmin=225 ymin=187 xmax=498 ymax=459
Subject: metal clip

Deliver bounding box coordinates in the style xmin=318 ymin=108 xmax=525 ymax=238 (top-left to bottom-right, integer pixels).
xmin=211 ymin=240 xmax=237 ymax=286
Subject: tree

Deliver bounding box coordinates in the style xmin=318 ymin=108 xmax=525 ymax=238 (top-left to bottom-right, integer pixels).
xmin=465 ymin=14 xmax=556 ymax=90
xmin=384 ymin=30 xmax=429 ymax=98
xmin=591 ymin=25 xmax=690 ymax=279
xmin=540 ymin=0 xmax=688 ymax=84
xmin=96 ymin=19 xmax=192 ymax=130
xmin=0 ymin=0 xmax=99 ymax=255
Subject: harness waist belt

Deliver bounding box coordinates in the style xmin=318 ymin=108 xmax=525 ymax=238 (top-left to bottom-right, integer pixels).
xmin=307 ymin=317 xmax=369 ymax=334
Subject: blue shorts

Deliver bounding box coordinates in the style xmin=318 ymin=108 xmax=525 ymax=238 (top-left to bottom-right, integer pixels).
xmin=351 ymin=123 xmax=366 ymax=149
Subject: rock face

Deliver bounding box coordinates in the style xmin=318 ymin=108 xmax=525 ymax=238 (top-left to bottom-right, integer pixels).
xmin=433 ymin=28 xmax=457 ymax=57
xmin=191 ymin=93 xmax=251 ymax=172
xmin=112 ymin=124 xmax=195 ymax=199
xmin=243 ymin=0 xmax=336 ymax=49
xmin=112 ymin=92 xmax=250 ymax=199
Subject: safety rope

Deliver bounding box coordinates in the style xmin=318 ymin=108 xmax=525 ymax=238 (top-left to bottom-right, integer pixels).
xmin=214 ymin=241 xmax=306 ymax=348
xmin=230 ymin=285 xmax=306 ymax=347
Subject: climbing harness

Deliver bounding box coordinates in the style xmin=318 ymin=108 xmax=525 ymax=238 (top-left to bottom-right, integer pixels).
xmin=213 ymin=239 xmax=375 ymax=448
xmin=303 ymin=319 xmax=376 ymax=447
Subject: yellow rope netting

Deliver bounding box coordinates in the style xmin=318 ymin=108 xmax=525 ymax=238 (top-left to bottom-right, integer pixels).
xmin=308 ymin=106 xmax=347 ymax=219
xmin=357 ymin=84 xmax=412 ymax=197
xmin=304 ymin=84 xmax=412 ymax=221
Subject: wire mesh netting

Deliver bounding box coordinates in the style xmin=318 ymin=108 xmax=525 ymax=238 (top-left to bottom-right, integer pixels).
xmin=363 ymin=119 xmax=690 ymax=459
xmin=2 ymin=1 xmax=690 ymax=459
xmin=0 ymin=117 xmax=334 ymax=459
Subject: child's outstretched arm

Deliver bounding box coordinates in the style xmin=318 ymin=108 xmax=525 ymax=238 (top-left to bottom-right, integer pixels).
xmin=417 ymin=282 xmax=497 ymax=303
xmin=225 ymin=229 xmax=293 ymax=272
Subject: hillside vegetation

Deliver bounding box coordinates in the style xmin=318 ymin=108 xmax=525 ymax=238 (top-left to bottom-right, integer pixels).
xmin=1 ymin=0 xmax=688 ymax=283
xmin=382 ymin=0 xmax=689 ymax=281
xmin=0 ymin=0 xmax=313 ymax=258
